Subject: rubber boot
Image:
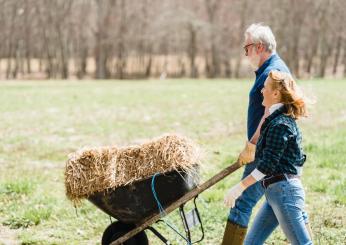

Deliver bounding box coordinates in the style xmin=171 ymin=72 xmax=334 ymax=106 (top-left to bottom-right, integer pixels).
xmin=221 ymin=220 xmax=247 ymax=245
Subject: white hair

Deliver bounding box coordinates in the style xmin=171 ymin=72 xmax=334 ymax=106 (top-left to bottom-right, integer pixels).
xmin=245 ymin=23 xmax=277 ymax=53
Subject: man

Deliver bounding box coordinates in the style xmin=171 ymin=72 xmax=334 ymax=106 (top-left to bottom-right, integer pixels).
xmin=221 ymin=23 xmax=312 ymax=244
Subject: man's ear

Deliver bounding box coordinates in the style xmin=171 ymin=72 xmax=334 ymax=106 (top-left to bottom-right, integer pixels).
xmin=255 ymin=44 xmax=260 ymax=54
xmin=256 ymin=43 xmax=264 ymax=54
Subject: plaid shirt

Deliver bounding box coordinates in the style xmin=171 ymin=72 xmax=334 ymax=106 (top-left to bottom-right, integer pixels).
xmin=254 ymin=107 xmax=306 ymax=176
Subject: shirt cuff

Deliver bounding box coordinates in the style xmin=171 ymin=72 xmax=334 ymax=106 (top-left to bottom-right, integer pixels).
xmin=250 ymin=168 xmax=266 ymax=181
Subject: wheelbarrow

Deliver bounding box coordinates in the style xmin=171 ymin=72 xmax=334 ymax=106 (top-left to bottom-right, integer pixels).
xmin=88 ymin=161 xmax=242 ymax=245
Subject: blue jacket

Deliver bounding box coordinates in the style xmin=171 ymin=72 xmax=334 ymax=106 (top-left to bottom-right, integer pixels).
xmin=247 ymin=54 xmax=290 ymax=140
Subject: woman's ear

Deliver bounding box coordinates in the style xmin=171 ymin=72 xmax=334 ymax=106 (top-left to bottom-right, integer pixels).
xmin=273 ymin=89 xmax=281 ymax=100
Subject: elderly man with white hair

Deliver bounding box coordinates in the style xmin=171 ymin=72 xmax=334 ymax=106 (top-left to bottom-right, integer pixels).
xmin=221 ymin=23 xmax=312 ymax=244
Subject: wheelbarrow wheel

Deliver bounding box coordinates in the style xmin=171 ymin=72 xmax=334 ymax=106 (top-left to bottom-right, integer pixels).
xmin=102 ymin=221 xmax=148 ymax=245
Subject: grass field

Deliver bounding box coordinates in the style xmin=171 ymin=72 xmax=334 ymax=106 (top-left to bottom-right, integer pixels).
xmin=0 ymin=79 xmax=345 ymax=245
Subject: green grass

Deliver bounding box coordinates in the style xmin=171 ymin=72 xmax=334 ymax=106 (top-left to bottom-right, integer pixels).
xmin=0 ymin=79 xmax=345 ymax=244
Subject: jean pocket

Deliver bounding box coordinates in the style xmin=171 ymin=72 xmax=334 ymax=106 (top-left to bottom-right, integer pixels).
xmin=266 ymin=180 xmax=287 ymax=193
xmin=287 ymin=182 xmax=305 ymax=207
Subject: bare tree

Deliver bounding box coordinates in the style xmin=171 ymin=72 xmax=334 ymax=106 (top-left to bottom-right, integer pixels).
xmin=0 ymin=0 xmax=344 ymax=80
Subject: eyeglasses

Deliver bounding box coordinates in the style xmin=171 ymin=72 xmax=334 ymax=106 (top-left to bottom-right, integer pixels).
xmin=243 ymin=43 xmax=255 ymax=55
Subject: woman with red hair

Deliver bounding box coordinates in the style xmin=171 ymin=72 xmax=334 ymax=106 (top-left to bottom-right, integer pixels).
xmin=224 ymin=70 xmax=312 ymax=245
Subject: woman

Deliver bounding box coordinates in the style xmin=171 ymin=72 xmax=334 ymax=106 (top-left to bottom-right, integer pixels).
xmin=224 ymin=70 xmax=312 ymax=245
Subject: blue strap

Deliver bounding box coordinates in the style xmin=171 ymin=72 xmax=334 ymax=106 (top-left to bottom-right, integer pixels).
xmin=151 ymin=173 xmax=192 ymax=245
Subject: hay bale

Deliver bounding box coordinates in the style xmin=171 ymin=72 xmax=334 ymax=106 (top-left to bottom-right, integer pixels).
xmin=64 ymin=146 xmax=118 ymax=204
xmin=65 ymin=134 xmax=201 ymax=204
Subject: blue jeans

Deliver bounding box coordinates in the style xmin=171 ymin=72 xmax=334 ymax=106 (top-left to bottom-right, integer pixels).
xmin=228 ymin=162 xmax=264 ymax=227
xmin=228 ymin=162 xmax=309 ymax=228
xmin=244 ymin=178 xmax=312 ymax=245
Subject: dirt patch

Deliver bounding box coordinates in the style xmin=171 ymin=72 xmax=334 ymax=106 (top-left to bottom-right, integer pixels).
xmin=0 ymin=225 xmax=19 ymax=245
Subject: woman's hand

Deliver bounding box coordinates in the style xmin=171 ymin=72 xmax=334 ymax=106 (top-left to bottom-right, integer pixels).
xmin=224 ymin=182 xmax=246 ymax=208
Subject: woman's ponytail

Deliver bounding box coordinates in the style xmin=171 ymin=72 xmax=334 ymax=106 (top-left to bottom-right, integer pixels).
xmin=268 ymin=70 xmax=307 ymax=119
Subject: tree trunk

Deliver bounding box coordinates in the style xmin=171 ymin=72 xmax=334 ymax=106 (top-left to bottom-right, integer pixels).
xmin=6 ymin=2 xmax=17 ymax=79
xmin=224 ymin=59 xmax=231 ymax=78
xmin=332 ymin=35 xmax=342 ymax=75
xmin=145 ymin=55 xmax=152 ymax=78
xmin=234 ymin=0 xmax=248 ymax=78
xmin=318 ymin=1 xmax=331 ymax=78
xmin=24 ymin=0 xmax=31 ymax=74
xmin=305 ymin=36 xmax=319 ymax=75
xmin=56 ymin=24 xmax=69 ymax=79
xmin=115 ymin=0 xmax=126 ymax=79
xmin=205 ymin=0 xmax=220 ymax=78
xmin=188 ymin=24 xmax=197 ymax=78
xmin=343 ymin=40 xmax=346 ymax=77
xmin=78 ymin=48 xmax=88 ymax=79
xmin=94 ymin=0 xmax=113 ymax=79
xmin=318 ymin=40 xmax=332 ymax=78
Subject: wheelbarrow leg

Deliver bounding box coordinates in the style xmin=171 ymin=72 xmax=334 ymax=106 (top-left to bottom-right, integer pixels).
xmin=179 ymin=204 xmax=192 ymax=243
xmin=146 ymin=226 xmax=171 ymax=245
xmin=179 ymin=196 xmax=205 ymax=244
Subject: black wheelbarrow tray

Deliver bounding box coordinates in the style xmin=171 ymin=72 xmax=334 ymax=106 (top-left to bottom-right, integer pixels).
xmin=88 ymin=161 xmax=242 ymax=245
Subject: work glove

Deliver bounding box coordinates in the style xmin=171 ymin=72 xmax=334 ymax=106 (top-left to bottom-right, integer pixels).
xmin=237 ymin=141 xmax=256 ymax=165
xmin=224 ymin=183 xmax=246 ymax=208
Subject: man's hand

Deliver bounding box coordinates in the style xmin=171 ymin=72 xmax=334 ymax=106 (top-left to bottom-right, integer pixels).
xmin=224 ymin=182 xmax=246 ymax=208
xmin=237 ymin=141 xmax=256 ymax=165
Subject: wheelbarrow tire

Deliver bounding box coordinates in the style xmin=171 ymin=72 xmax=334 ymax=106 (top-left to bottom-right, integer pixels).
xmin=102 ymin=221 xmax=148 ymax=245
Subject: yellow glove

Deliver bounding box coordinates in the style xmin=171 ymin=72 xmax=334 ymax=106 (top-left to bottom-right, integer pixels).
xmin=237 ymin=141 xmax=256 ymax=165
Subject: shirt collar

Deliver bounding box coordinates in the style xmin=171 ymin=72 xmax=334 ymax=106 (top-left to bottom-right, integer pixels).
xmin=261 ymin=104 xmax=285 ymax=132
xmin=269 ymin=103 xmax=284 ymax=115
xmin=255 ymin=53 xmax=278 ymax=75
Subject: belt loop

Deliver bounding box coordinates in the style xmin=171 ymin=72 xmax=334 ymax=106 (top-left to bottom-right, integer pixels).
xmin=261 ymin=179 xmax=266 ymax=189
xmin=283 ymin=174 xmax=288 ymax=180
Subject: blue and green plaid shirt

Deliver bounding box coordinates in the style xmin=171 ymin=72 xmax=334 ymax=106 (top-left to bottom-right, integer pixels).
xmin=254 ymin=107 xmax=306 ymax=176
